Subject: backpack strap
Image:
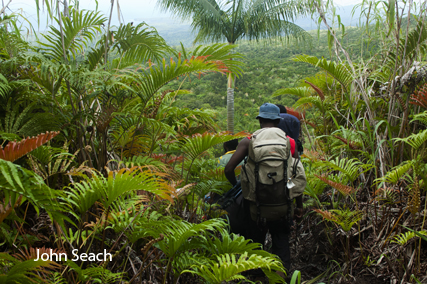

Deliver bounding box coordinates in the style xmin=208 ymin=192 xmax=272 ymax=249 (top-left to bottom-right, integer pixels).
xmin=292 ymin=156 xmax=300 ymax=178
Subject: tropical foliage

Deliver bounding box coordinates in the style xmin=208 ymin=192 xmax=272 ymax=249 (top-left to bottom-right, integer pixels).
xmin=1 ymin=0 xmax=427 ymax=283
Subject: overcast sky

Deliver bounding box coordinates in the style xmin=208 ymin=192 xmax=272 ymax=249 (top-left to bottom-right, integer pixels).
xmin=8 ymin=0 xmax=363 ymax=30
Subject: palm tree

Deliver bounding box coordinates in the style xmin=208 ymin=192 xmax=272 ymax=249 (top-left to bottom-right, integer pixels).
xmin=157 ymin=0 xmax=311 ymax=133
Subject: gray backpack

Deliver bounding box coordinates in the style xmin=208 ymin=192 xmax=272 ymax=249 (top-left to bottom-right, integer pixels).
xmin=241 ymin=127 xmax=306 ymax=222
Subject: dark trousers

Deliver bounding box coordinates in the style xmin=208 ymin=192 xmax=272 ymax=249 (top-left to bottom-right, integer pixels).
xmin=242 ymin=199 xmax=292 ymax=271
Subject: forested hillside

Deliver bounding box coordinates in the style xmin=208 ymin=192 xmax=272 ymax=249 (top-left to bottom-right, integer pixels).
xmin=0 ymin=1 xmax=427 ymax=284
xmin=170 ymin=26 xmax=380 ymax=133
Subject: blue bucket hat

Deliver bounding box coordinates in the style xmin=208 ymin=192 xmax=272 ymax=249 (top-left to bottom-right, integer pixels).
xmin=256 ymin=103 xmax=281 ymax=120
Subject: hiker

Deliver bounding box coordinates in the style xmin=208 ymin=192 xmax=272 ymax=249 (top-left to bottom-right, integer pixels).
xmin=276 ymin=104 xmax=303 ymax=155
xmin=217 ymin=139 xmax=239 ymax=167
xmin=224 ymin=103 xmax=304 ymax=274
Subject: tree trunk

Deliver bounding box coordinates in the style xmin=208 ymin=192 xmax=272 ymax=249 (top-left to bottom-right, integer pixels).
xmin=227 ymin=74 xmax=234 ymax=134
xmin=227 ymin=41 xmax=235 ymax=134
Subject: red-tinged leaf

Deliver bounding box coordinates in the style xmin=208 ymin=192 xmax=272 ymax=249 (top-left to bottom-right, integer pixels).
xmin=285 ymin=107 xmax=305 ymax=120
xmin=410 ymin=84 xmax=427 ymax=109
xmin=315 ymin=174 xmax=355 ymax=196
xmin=0 ymin=131 xmax=60 ymax=162
xmin=333 ymin=135 xmax=360 ymax=150
xmin=305 ymin=80 xmax=325 ymax=101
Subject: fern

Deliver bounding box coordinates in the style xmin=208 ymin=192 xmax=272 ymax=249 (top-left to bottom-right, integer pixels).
xmin=0 ymin=131 xmax=60 ymax=162
xmin=0 ymin=159 xmax=65 ymax=225
xmin=64 ymin=166 xmax=173 ymax=218
xmin=182 ymin=252 xmax=285 ymax=284
xmin=325 ymin=157 xmax=373 ymax=183
xmin=118 ymin=155 xmax=167 ymax=169
xmin=292 ymin=55 xmax=353 ymax=90
xmin=66 ymin=261 xmax=124 ymax=284
xmin=314 ymin=208 xmax=363 ymax=232
xmin=315 ymin=174 xmax=355 ymax=196
xmin=293 ymin=96 xmax=324 ymax=112
xmin=178 ymin=131 xmax=248 ymax=183
xmin=391 ymin=230 xmax=427 ymax=246
xmin=394 ymin=129 xmax=427 ymax=151
xmin=0 ymin=253 xmax=59 ymax=284
xmin=374 ymin=161 xmax=413 ymax=185
xmin=411 ymin=110 xmax=427 ymax=126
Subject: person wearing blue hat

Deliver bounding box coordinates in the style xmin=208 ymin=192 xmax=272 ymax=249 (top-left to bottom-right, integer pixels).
xmin=224 ymin=103 xmax=303 ymax=279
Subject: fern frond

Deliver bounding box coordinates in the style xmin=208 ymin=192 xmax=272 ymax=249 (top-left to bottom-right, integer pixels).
xmin=374 ymin=187 xmax=400 ymax=205
xmin=293 ymin=55 xmax=353 ymax=90
xmin=408 ymin=177 xmax=421 ymax=217
xmin=315 ymin=174 xmax=355 ymax=196
xmin=325 ymin=157 xmax=373 ymax=183
xmin=313 ymin=209 xmax=335 ymax=221
xmin=293 ymin=96 xmax=323 ymax=112
xmin=0 ymin=131 xmax=59 ymax=162
xmin=394 ymin=129 xmax=427 ymax=150
xmin=13 ymin=247 xmax=67 ymax=262
xmin=329 ymin=209 xmax=363 ymax=232
xmin=411 ymin=110 xmax=427 ymax=126
xmin=333 ymin=135 xmax=360 ymax=150
xmin=374 ymin=161 xmax=413 ymax=185
xmin=66 ymin=261 xmax=124 ymax=284
xmin=0 ymin=253 xmax=59 ymax=284
xmin=65 ymin=166 xmax=173 ymax=214
xmin=179 ymin=131 xmax=248 ymax=162
xmin=391 ymin=230 xmax=427 ymax=246
xmin=183 ymin=252 xmax=285 ymax=284
xmin=0 ymin=159 xmax=65 ymax=217
xmin=285 ymin=107 xmax=305 ymax=121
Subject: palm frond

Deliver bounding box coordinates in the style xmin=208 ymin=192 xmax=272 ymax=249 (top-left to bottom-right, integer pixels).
xmin=109 ymin=22 xmax=171 ymax=69
xmin=128 ymin=43 xmax=243 ymax=105
xmin=39 ymin=9 xmax=106 ymax=62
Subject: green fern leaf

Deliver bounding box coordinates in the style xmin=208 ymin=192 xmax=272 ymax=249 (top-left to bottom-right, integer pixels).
xmin=394 ymin=129 xmax=427 ymax=150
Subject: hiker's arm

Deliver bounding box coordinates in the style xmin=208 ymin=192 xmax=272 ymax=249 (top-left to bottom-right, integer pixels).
xmin=225 ymin=138 xmax=249 ymax=186
xmin=294 ymin=195 xmax=303 ymax=223
xmin=292 ymin=148 xmax=299 ymax=159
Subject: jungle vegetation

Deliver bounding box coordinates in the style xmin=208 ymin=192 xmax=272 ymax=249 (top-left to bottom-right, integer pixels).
xmin=0 ymin=0 xmax=427 ymax=283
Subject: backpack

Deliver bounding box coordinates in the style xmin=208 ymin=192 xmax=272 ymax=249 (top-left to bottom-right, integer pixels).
xmin=240 ymin=127 xmax=306 ymax=222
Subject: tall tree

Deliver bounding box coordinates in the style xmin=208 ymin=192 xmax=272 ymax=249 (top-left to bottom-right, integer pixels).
xmin=157 ymin=0 xmax=311 ymax=133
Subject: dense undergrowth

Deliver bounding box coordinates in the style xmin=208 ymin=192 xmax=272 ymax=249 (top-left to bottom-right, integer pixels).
xmin=1 ymin=0 xmax=427 ymax=283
